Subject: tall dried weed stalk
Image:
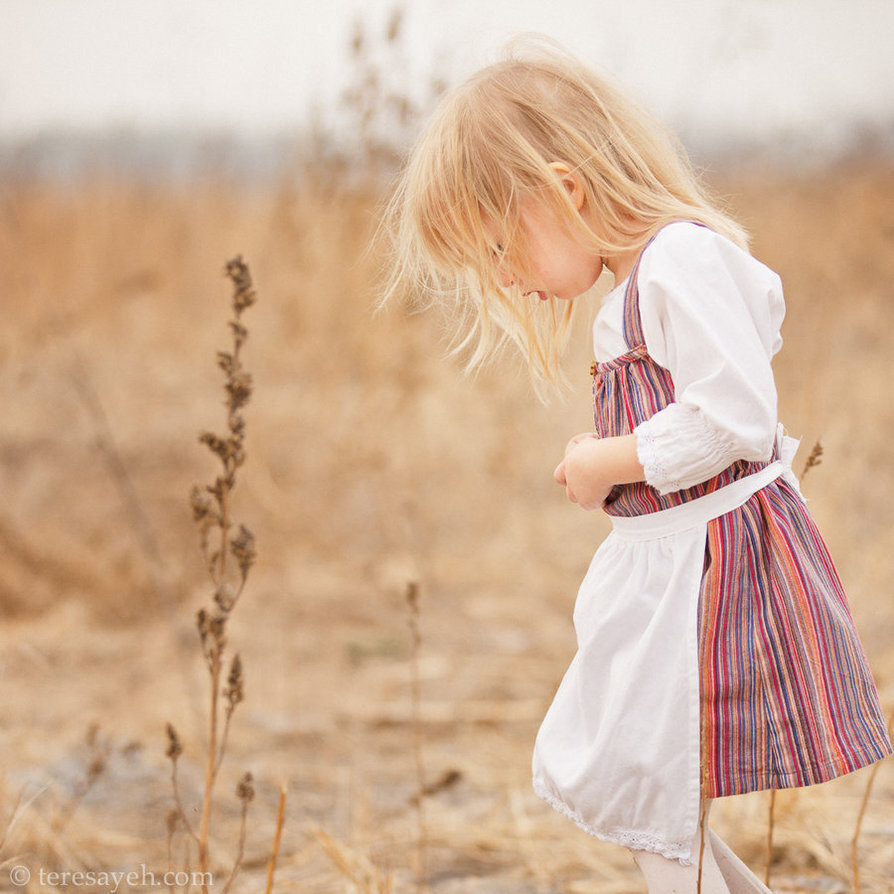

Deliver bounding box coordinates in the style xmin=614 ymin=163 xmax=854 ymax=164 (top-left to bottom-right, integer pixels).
xmin=165 ymin=257 xmax=261 ymax=893
xmin=338 ymin=5 xmax=444 ymax=182
xmin=406 ymin=581 xmax=428 ymax=892
xmin=316 ymin=830 xmax=395 ymax=894
xmin=851 ymin=708 xmax=893 ymax=894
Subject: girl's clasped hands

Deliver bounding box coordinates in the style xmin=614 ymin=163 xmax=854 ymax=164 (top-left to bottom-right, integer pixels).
xmin=555 ymin=432 xmax=607 ymax=510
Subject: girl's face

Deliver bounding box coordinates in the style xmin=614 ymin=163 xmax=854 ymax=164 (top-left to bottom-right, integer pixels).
xmin=514 ymin=199 xmax=605 ymax=301
xmin=490 ymin=165 xmax=605 ymax=301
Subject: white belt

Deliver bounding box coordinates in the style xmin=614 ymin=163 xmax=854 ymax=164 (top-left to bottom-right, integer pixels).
xmin=610 ymin=425 xmax=801 ymax=543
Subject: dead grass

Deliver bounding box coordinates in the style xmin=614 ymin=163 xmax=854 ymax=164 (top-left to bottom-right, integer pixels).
xmin=0 ymin=157 xmax=892 ymax=891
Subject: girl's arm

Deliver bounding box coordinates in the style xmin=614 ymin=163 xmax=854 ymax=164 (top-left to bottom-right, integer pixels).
xmin=557 ymin=225 xmax=784 ymax=510
xmin=630 ymin=226 xmax=783 ymax=494
xmin=554 ymin=434 xmax=644 ymax=510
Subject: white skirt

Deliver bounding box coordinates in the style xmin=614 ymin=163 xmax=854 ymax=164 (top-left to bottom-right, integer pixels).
xmin=532 ymin=445 xmax=797 ymax=863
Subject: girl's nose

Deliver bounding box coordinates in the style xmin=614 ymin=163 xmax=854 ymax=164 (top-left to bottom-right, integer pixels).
xmin=496 ymin=260 xmax=515 ymax=289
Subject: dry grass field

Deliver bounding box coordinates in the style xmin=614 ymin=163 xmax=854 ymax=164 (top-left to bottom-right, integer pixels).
xmin=0 ymin=154 xmax=892 ymax=893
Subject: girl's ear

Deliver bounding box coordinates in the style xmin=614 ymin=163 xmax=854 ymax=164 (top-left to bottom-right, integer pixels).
xmin=548 ymin=161 xmax=586 ymax=212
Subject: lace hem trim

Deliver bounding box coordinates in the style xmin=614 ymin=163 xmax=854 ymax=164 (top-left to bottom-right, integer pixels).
xmin=532 ymin=778 xmax=694 ymax=865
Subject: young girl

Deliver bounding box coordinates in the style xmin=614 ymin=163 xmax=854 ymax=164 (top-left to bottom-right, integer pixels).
xmin=383 ymin=41 xmax=891 ymax=892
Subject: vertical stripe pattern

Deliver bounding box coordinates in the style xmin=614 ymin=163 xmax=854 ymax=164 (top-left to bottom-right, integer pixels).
xmin=699 ymin=480 xmax=890 ymax=795
xmin=592 ymin=235 xmax=892 ymax=796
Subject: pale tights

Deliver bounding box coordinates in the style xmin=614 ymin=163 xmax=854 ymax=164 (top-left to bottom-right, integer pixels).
xmin=632 ymin=810 xmax=772 ymax=894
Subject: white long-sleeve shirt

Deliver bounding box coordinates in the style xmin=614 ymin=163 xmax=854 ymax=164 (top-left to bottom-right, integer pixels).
xmin=592 ymin=221 xmax=786 ymax=495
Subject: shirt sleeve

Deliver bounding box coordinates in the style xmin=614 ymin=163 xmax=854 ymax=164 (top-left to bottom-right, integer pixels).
xmin=631 ymin=223 xmax=786 ymax=494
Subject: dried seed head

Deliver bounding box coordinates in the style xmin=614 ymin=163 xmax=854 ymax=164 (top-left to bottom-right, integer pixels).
xmin=225 ymin=653 xmax=245 ymax=710
xmin=230 ymin=525 xmax=256 ymax=577
xmin=225 ymin=256 xmax=256 ymax=315
xmin=350 ymin=21 xmax=364 ymax=57
xmin=386 ymin=7 xmax=403 ymax=43
xmin=229 ymin=412 xmax=246 ymax=439
xmin=228 ymin=320 xmax=248 ymax=343
xmin=199 ymin=431 xmax=227 ymax=460
xmin=406 ymin=580 xmax=421 ymax=649
xmin=197 ymin=607 xmax=227 ymax=654
xmin=214 ymin=582 xmax=237 ymax=613
xmin=87 ymin=753 xmax=107 ymax=785
xmin=197 ymin=607 xmax=209 ymax=643
xmin=207 ymin=611 xmax=227 ymax=650
xmin=206 ymin=475 xmax=230 ymax=503
xmin=166 ymin=723 xmax=183 ymax=761
xmin=800 ymin=441 xmax=824 ymax=479
xmin=199 ymin=431 xmax=243 ymax=466
xmin=406 ymin=580 xmax=420 ymax=614
xmin=190 ymin=485 xmax=216 ymax=525
xmin=217 ymin=351 xmax=235 ymax=377
xmin=226 ymin=368 xmax=253 ymax=412
xmin=210 ymin=612 xmax=226 ymax=642
xmin=236 ymin=771 xmax=255 ymax=804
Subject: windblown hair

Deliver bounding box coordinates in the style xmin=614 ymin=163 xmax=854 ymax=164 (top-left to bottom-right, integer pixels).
xmin=382 ymin=39 xmax=748 ymax=387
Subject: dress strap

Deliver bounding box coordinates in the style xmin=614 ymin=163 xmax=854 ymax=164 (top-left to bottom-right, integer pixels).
xmin=619 ymin=241 xmax=653 ymax=349
xmin=620 ymin=221 xmax=709 ymax=350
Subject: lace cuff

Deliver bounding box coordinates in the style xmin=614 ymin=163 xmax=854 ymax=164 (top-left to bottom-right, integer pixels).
xmin=634 ymin=403 xmax=749 ymax=495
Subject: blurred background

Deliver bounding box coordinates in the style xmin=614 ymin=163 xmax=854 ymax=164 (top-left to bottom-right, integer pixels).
xmin=4 ymin=0 xmax=894 ymax=172
xmin=0 ymin=2 xmax=892 ymax=892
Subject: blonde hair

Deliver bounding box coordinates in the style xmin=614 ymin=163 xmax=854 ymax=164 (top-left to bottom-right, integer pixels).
xmin=382 ymin=39 xmax=748 ymax=387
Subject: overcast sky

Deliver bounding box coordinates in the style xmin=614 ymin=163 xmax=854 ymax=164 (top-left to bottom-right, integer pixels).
xmin=2 ymin=0 xmax=893 ymax=160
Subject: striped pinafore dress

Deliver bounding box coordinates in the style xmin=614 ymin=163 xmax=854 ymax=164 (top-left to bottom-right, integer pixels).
xmin=532 ymin=238 xmax=892 ymax=863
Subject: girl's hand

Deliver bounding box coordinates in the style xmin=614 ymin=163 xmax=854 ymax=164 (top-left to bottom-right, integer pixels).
xmin=563 ymin=431 xmax=599 ymax=457
xmin=553 ymin=433 xmax=646 ymax=511
xmin=554 ymin=438 xmax=616 ymax=510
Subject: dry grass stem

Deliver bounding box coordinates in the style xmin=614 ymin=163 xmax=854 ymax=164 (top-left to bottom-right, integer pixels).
xmin=799 ymin=440 xmax=824 ymax=480
xmin=264 ymin=785 xmax=287 ymax=894
xmin=221 ymin=772 xmax=255 ymax=894
xmin=851 ymin=761 xmax=881 ymax=894
xmin=165 ymin=724 xmax=198 ymax=846
xmin=764 ymin=788 xmax=776 ymax=888
xmin=69 ymin=353 xmax=176 ymax=616
xmin=698 ymin=713 xmax=709 ymax=893
xmin=406 ymin=580 xmax=428 ymax=892
xmin=697 ymin=805 xmax=706 ymax=894
xmin=52 ymin=725 xmax=110 ymax=835
xmin=0 ymin=784 xmax=47 ymax=855
xmin=316 ymin=829 xmax=395 ymax=894
xmin=851 ymin=709 xmax=893 ymax=894
xmin=166 ymin=256 xmax=259 ymax=893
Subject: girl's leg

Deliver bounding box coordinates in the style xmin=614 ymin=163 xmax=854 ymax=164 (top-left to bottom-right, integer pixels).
xmin=629 ymin=799 xmax=774 ymax=894
xmin=709 ymin=832 xmax=772 ymax=894
xmin=630 ymin=829 xmax=774 ymax=894
xmin=632 ymin=830 xmax=730 ymax=894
